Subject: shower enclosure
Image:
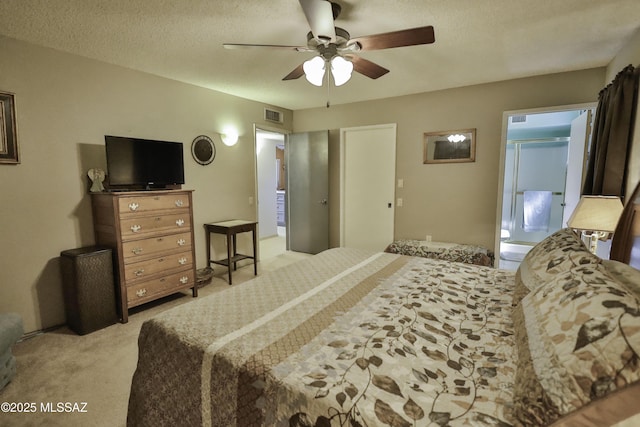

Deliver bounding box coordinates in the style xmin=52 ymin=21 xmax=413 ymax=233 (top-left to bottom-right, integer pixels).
xmin=497 ymin=107 xmax=594 ymax=268
xmin=500 ymin=137 xmax=569 ymax=258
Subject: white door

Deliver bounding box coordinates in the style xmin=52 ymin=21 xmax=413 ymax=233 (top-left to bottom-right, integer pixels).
xmin=563 ymin=110 xmax=593 ymax=226
xmin=340 ymin=124 xmax=396 ymax=251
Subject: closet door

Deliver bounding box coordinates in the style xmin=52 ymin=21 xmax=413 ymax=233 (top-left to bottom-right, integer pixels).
xmin=340 ymin=124 xmax=396 ymax=251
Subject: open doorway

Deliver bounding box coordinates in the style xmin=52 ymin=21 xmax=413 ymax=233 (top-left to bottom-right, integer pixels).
xmin=255 ymin=128 xmax=287 ymax=260
xmin=255 ymin=127 xmax=330 ymax=258
xmin=496 ymin=104 xmax=596 ymax=270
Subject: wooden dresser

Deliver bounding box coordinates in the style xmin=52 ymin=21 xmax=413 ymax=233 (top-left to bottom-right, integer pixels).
xmin=91 ymin=190 xmax=197 ymax=322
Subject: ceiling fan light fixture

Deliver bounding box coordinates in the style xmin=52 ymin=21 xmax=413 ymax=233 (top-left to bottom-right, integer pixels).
xmin=330 ymin=56 xmax=353 ymax=86
xmin=303 ymin=56 xmax=326 ymax=86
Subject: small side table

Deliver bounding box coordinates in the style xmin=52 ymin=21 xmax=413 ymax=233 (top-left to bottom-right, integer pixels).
xmin=205 ymin=220 xmax=258 ymax=285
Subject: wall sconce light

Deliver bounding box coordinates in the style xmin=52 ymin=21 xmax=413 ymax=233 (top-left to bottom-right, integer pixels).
xmin=221 ymin=128 xmax=239 ymax=146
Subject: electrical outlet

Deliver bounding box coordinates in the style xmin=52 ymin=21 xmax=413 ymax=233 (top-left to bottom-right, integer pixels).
xmin=248 ymin=196 xmax=254 ymax=205
xmin=398 ymin=179 xmax=404 ymax=188
xmin=397 ymin=198 xmax=403 ymax=207
xmin=425 ymin=235 xmax=432 ymax=242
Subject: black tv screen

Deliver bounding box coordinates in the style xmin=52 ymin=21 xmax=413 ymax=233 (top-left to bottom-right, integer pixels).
xmin=105 ymin=135 xmax=185 ymax=188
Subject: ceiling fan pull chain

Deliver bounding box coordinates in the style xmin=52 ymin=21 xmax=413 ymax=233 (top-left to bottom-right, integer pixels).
xmin=326 ymin=68 xmax=331 ymax=108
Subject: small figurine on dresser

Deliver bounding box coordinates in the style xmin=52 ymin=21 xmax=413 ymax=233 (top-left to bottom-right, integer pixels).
xmin=87 ymin=168 xmax=106 ymax=192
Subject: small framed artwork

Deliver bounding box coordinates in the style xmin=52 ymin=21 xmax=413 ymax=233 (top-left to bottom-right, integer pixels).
xmin=423 ymin=128 xmax=476 ymax=164
xmin=0 ymin=91 xmax=19 ymax=164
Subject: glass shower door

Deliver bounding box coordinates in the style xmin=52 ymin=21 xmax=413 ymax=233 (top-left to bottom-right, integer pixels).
xmin=502 ymin=138 xmax=569 ymax=245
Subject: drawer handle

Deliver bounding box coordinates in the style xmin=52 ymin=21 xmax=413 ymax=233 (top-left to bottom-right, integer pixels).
xmin=128 ymin=202 xmax=139 ymax=211
xmin=176 ymin=219 xmax=185 ymax=227
xmin=180 ymin=276 xmax=189 ymax=284
xmin=131 ymin=224 xmax=141 ymax=232
xmin=175 ymin=199 xmax=184 ymax=207
xmin=135 ymin=288 xmax=147 ymax=297
xmin=178 ymin=257 xmax=187 ymax=265
xmin=132 ymin=248 xmax=143 ymax=255
xmin=177 ymin=238 xmax=186 ymax=246
xmin=134 ymin=269 xmax=145 ymax=277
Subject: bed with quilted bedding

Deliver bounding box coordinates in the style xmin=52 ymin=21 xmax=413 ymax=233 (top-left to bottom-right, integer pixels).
xmin=128 ymin=222 xmax=640 ymax=426
xmin=384 ymin=239 xmax=495 ymax=267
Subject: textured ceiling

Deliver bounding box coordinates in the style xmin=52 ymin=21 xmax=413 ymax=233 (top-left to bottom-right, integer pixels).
xmin=0 ymin=0 xmax=638 ymax=110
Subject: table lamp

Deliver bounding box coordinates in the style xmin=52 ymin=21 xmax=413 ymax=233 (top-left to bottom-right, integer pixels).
xmin=567 ymin=195 xmax=624 ymax=254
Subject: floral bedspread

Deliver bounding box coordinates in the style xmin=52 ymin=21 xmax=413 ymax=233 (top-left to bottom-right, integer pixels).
xmin=128 ymin=248 xmax=516 ymax=426
xmin=385 ymin=240 xmax=495 ymax=267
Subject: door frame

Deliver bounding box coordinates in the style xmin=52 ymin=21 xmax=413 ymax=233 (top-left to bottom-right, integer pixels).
xmin=253 ymin=124 xmax=290 ymax=261
xmin=494 ymin=102 xmax=597 ymax=256
xmin=339 ymin=123 xmax=397 ymax=248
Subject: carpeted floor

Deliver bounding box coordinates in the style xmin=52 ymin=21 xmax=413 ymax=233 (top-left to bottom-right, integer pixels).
xmin=0 ymin=250 xmax=310 ymax=427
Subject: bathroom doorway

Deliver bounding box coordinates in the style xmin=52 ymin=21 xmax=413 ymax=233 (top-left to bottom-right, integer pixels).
xmin=496 ymin=104 xmax=595 ymax=269
xmin=255 ymin=127 xmax=330 ymax=259
xmin=256 ymin=128 xmax=287 ymax=260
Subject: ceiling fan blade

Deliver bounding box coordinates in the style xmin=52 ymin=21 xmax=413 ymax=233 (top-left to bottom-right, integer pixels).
xmin=223 ymin=43 xmax=311 ymax=52
xmin=299 ymin=0 xmax=336 ymax=42
xmin=283 ymin=64 xmax=305 ymax=80
xmin=349 ymin=56 xmax=389 ymax=79
xmin=351 ymin=26 xmax=435 ymax=50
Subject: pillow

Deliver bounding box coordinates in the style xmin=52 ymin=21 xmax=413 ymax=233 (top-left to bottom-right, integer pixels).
xmin=601 ymin=260 xmax=640 ymax=299
xmin=512 ymin=260 xmax=640 ymax=426
xmin=513 ymin=228 xmax=598 ymax=305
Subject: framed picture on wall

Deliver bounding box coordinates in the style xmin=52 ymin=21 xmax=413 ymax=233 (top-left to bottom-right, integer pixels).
xmin=423 ymin=128 xmax=476 ymax=164
xmin=0 ymin=91 xmax=19 ymax=164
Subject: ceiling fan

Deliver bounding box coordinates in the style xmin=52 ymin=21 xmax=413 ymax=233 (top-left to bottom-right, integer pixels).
xmin=223 ymin=0 xmax=435 ymax=87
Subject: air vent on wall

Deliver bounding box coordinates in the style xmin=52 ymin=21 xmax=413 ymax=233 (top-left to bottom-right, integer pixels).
xmin=264 ymin=108 xmax=284 ymax=123
xmin=511 ymin=115 xmax=527 ymax=123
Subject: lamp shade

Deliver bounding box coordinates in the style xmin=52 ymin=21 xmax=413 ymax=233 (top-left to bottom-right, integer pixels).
xmin=303 ymin=56 xmax=325 ymax=86
xmin=330 ymin=56 xmax=353 ymax=86
xmin=567 ymin=195 xmax=624 ymax=233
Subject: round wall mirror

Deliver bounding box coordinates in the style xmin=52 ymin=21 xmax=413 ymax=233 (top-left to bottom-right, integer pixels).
xmin=191 ymin=135 xmax=216 ymax=165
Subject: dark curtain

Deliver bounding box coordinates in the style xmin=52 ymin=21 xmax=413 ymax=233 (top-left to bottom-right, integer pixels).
xmin=582 ymin=64 xmax=640 ymax=200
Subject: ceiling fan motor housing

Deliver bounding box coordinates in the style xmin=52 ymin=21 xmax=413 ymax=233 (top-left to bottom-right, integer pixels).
xmin=307 ymin=27 xmax=360 ymax=60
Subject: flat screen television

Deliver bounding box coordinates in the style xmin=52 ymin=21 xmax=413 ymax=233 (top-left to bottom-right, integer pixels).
xmin=105 ymin=135 xmax=185 ymax=189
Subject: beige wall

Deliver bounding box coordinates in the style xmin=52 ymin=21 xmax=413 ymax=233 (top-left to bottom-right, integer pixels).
xmin=293 ymin=69 xmax=605 ymax=252
xmin=0 ymin=36 xmax=292 ymax=333
xmin=3 ymin=27 xmax=639 ymax=335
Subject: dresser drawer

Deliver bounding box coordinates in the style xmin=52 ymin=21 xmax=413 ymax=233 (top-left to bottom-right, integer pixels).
xmin=120 ymin=212 xmax=191 ymax=239
xmin=118 ymin=193 xmax=190 ymax=214
xmin=122 ymin=232 xmax=192 ymax=262
xmin=124 ymin=251 xmax=193 ymax=283
xmin=127 ymin=269 xmax=194 ymax=306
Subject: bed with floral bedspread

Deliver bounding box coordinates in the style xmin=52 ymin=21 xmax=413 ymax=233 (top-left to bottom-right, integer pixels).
xmin=384 ymin=239 xmax=495 ymax=267
xmin=128 ymin=229 xmax=640 ymax=427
